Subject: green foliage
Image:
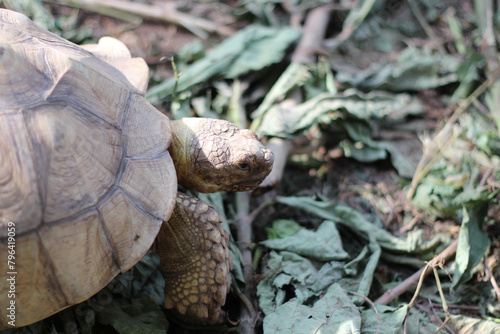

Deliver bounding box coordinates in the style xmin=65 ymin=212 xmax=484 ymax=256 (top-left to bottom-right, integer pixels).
xmin=276 ymin=196 xmax=411 ymax=251
xmin=412 ymin=107 xmax=500 ymax=217
xmin=257 ymin=195 xmax=450 ymax=333
xmin=146 ymin=25 xmax=301 ymax=104
xmin=452 ymin=204 xmax=490 ymax=290
xmin=96 ymin=295 xmax=168 ymax=334
xmin=261 ymin=220 xmax=349 ymax=260
xmin=335 ymin=47 xmax=460 ymax=92
xmin=263 ymin=284 xmax=361 ymax=333
xmin=7 ymin=0 xmax=500 ymax=332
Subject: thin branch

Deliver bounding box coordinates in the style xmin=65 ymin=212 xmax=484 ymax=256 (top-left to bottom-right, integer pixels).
xmin=348 ymin=291 xmax=381 ymax=334
xmin=428 ymin=302 xmax=479 ymax=311
xmin=375 ymin=239 xmax=458 ymax=305
xmin=406 ymin=0 xmax=446 ymax=55
xmin=259 ymin=5 xmax=331 ymax=190
xmin=229 ymin=80 xmax=260 ymax=334
xmin=50 ymin=0 xmax=235 ymax=38
xmin=235 ymin=191 xmax=258 ymax=334
xmin=432 ymin=266 xmax=450 ymax=334
xmin=484 ymin=257 xmax=500 ymax=302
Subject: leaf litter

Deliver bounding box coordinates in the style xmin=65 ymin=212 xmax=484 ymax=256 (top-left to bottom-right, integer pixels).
xmin=4 ymin=0 xmax=500 ymax=333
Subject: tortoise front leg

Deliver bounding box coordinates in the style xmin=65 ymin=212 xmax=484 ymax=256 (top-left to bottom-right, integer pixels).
xmin=152 ymin=192 xmax=232 ymax=325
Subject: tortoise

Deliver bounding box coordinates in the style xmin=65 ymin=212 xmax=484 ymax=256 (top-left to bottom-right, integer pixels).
xmin=0 ymin=9 xmax=274 ymax=329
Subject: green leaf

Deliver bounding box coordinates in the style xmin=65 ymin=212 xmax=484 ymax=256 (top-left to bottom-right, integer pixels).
xmin=261 ymin=221 xmax=350 ymax=261
xmin=263 ymin=284 xmax=361 ymax=333
xmin=360 ymin=304 xmax=409 ymax=334
xmin=275 ymin=196 xmax=410 ymax=252
xmin=450 ymin=51 xmax=483 ymax=102
xmin=224 ymin=27 xmax=300 ymax=78
xmin=340 ymin=140 xmax=388 ymax=162
xmin=256 ymin=89 xmax=423 ymax=137
xmin=265 ymin=219 xmax=303 ymax=239
xmin=452 ymin=204 xmax=490 ymax=290
xmin=404 ymin=307 xmax=443 ymax=333
xmin=257 ymin=251 xmax=345 ymax=315
xmin=352 ymin=237 xmax=380 ymax=305
xmin=255 ymin=87 xmax=423 ymax=176
xmin=340 ymin=121 xmax=419 ymax=178
xmin=413 ymin=181 xmax=462 ymax=217
xmin=97 ymin=294 xmax=168 ymax=334
xmin=335 ymin=47 xmax=459 ymax=92
xmin=251 ymin=62 xmax=312 ymax=131
xmin=146 ymin=25 xmax=301 ymax=104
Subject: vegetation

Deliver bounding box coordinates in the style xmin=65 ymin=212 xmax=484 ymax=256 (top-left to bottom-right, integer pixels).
xmin=3 ymin=0 xmax=500 ymax=333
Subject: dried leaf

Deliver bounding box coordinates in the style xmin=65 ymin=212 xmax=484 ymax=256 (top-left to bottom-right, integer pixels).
xmin=447 ymin=314 xmax=500 ymax=333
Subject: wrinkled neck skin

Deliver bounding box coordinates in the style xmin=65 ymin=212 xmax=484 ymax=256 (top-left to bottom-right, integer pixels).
xmin=168 ymin=118 xmax=274 ymax=193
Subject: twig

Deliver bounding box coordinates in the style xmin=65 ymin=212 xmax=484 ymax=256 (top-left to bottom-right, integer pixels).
xmin=226 ymin=78 xmax=259 ymax=333
xmin=258 ymin=5 xmax=331 ymax=190
xmin=399 ymin=213 xmax=424 ymax=233
xmin=49 ymin=0 xmax=235 ymax=38
xmin=257 ymin=112 xmax=293 ymax=190
xmin=407 ymin=128 xmax=459 ymax=200
xmin=406 ymin=0 xmax=446 ymax=55
xmin=237 ymin=291 xmax=255 ymax=321
xmin=432 ymin=266 xmax=450 ymax=333
xmin=292 ymin=5 xmax=332 ymax=64
xmin=235 ymin=191 xmax=259 ymax=334
xmin=484 ymin=257 xmax=500 ymax=302
xmin=347 ymin=291 xmax=381 ymax=334
xmin=403 ymin=251 xmax=452 ymax=334
xmin=479 ymin=0 xmax=499 ymax=72
xmin=375 ymin=239 xmax=458 ymax=305
xmin=406 ymin=261 xmax=432 ymax=309
xmin=233 ymin=7 xmax=332 ymax=331
xmin=483 ymin=0 xmax=496 ymax=50
xmin=428 ymin=302 xmax=479 ymax=311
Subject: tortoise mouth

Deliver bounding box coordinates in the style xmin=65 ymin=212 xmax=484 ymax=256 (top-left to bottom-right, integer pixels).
xmin=225 ymin=177 xmax=268 ymax=191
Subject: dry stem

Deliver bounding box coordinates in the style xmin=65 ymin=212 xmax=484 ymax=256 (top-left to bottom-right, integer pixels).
xmin=375 ymin=239 xmax=458 ymax=305
xmin=51 ymin=0 xmax=235 ymax=38
xmin=259 ymin=5 xmax=331 ymax=190
xmin=398 ymin=243 xmax=455 ymax=334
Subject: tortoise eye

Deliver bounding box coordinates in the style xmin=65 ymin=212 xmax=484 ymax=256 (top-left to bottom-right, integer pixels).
xmin=237 ymin=161 xmax=250 ymax=171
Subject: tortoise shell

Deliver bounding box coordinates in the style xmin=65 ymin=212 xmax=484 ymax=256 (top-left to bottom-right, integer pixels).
xmin=0 ymin=9 xmax=177 ymax=327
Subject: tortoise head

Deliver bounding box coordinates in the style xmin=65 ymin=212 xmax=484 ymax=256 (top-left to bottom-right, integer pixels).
xmin=169 ymin=118 xmax=274 ymax=193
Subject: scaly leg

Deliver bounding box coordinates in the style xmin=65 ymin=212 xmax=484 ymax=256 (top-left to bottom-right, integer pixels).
xmin=152 ymin=192 xmax=232 ymax=325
